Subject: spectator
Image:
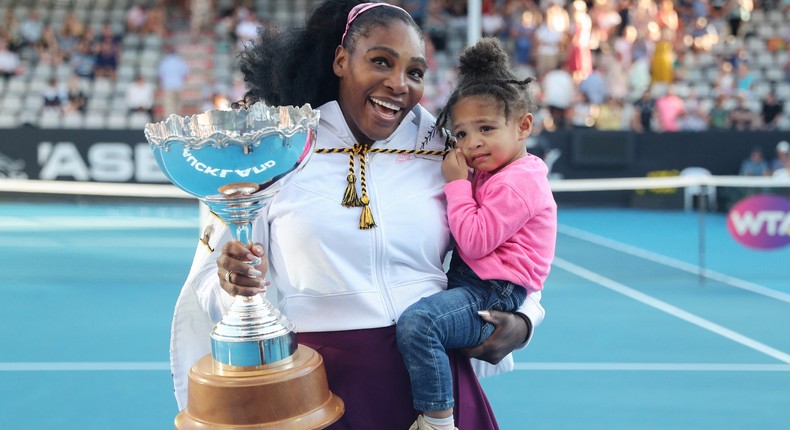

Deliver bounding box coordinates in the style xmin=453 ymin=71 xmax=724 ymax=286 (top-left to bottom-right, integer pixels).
xmin=57 ymin=17 xmax=82 ymax=61
xmin=93 ymin=40 xmax=118 ymax=80
xmin=19 ymin=10 xmax=44 ymax=48
xmin=734 ymin=61 xmax=756 ymax=96
xmin=726 ymin=0 xmax=752 ymax=38
xmin=628 ymin=55 xmax=651 ymax=101
xmin=424 ymin=1 xmax=449 ymax=53
xmin=533 ymin=16 xmax=565 ymax=78
xmin=190 ymin=0 xmax=214 ymax=39
xmin=510 ymin=9 xmax=537 ymax=68
xmin=36 ymin=24 xmax=63 ymax=65
xmin=596 ymin=96 xmax=626 ymax=130
xmin=651 ymin=30 xmax=675 ymax=84
xmin=157 ymin=46 xmax=190 ymax=118
xmin=541 ymin=65 xmax=575 ymax=130
xmin=41 ymin=78 xmax=65 ymax=114
xmin=62 ymin=75 xmax=88 ymax=115
xmin=655 ymin=84 xmax=685 ymax=132
xmin=578 ymin=61 xmax=607 ymax=105
xmin=728 ymin=96 xmax=757 ymax=130
xmin=633 ymin=88 xmax=659 ymax=132
xmin=61 ymin=11 xmax=86 ymax=41
xmin=739 ymin=147 xmax=768 ymax=176
xmin=770 ymin=140 xmax=790 ymax=175
xmin=144 ymin=4 xmax=167 ymax=37
xmin=1 ymin=13 xmax=22 ymax=51
xmin=95 ymin=23 xmax=122 ymax=50
xmin=569 ymin=90 xmax=598 ymax=129
xmin=713 ymin=60 xmax=736 ymax=96
xmin=0 ymin=38 xmax=22 ymax=78
xmin=126 ymin=74 xmax=156 ymax=117
xmin=126 ymin=3 xmax=147 ymax=34
xmin=235 ymin=12 xmax=261 ymax=51
xmin=678 ymin=105 xmax=708 ymax=131
xmin=708 ymin=94 xmax=731 ymax=130
xmin=601 ymin=49 xmax=628 ymax=101
xmin=70 ymin=41 xmax=96 ymax=80
xmin=566 ymin=0 xmax=593 ymax=83
xmin=760 ymin=93 xmax=783 ymax=131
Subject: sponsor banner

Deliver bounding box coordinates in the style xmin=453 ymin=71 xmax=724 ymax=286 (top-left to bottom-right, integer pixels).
xmin=0 ymin=128 xmax=168 ymax=183
xmin=727 ymin=194 xmax=790 ymax=250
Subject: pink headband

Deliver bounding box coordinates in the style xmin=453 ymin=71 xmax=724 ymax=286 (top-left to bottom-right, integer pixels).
xmin=340 ymin=2 xmax=409 ymax=46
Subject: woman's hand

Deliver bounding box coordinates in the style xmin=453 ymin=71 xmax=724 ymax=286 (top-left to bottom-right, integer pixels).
xmin=217 ymin=241 xmax=269 ymax=296
xmin=460 ymin=310 xmax=531 ymax=364
xmin=442 ymin=148 xmax=469 ymax=182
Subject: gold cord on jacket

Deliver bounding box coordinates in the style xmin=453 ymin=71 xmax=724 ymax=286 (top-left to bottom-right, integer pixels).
xmin=315 ymin=146 xmax=448 ymax=229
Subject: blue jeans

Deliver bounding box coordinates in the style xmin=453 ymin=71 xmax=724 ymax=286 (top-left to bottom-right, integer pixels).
xmin=396 ymin=254 xmax=527 ymax=411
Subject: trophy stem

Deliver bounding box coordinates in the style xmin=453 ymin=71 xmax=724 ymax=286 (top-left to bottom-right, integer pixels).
xmin=208 ymin=219 xmax=297 ymax=367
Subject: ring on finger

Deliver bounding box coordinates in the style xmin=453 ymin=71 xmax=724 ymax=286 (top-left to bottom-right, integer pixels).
xmin=224 ymin=270 xmax=233 ymax=283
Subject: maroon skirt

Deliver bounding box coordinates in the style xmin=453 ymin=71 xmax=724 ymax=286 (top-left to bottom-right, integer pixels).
xmin=298 ymin=326 xmax=499 ymax=430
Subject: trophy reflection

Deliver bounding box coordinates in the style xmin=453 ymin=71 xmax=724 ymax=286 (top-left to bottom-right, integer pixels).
xmin=145 ymin=103 xmax=343 ymax=429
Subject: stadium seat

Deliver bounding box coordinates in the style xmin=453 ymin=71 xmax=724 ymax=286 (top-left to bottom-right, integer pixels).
xmin=128 ymin=111 xmax=152 ymax=129
xmin=680 ymin=167 xmax=716 ymax=212
xmin=84 ymin=112 xmax=106 ymax=129
xmin=106 ymin=113 xmax=128 ymax=129
xmin=0 ymin=114 xmax=18 ymax=128
xmin=62 ymin=112 xmax=84 ymax=129
xmin=38 ymin=111 xmax=61 ymax=129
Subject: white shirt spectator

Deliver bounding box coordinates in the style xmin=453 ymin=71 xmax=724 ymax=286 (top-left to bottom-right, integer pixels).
xmin=541 ymin=68 xmax=574 ymax=109
xmin=20 ymin=12 xmax=45 ymax=46
xmin=0 ymin=43 xmax=21 ymax=77
xmin=126 ymin=77 xmax=156 ymax=111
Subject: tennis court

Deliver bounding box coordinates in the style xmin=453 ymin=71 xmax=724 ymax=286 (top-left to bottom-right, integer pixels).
xmin=1 ymin=193 xmax=789 ymax=429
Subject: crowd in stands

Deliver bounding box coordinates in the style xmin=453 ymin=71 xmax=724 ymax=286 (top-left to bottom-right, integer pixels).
xmin=1 ymin=0 xmax=789 ymax=132
xmin=740 ymin=139 xmax=790 ymax=176
xmin=396 ymin=0 xmax=790 ymax=133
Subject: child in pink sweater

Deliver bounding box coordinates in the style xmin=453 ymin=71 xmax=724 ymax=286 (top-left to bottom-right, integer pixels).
xmin=397 ymin=38 xmax=557 ymax=430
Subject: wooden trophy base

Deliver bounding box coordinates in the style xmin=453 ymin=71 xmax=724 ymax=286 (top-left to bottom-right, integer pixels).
xmin=175 ymin=345 xmax=344 ymax=429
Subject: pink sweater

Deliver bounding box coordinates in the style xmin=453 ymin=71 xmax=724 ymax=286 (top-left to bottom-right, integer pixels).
xmin=445 ymin=154 xmax=557 ymax=294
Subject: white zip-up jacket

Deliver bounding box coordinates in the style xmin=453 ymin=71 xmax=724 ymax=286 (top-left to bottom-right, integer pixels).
xmin=169 ymin=101 xmax=545 ymax=410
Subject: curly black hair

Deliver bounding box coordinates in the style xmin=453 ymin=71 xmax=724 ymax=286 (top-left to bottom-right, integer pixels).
xmin=237 ymin=0 xmax=422 ymax=108
xmin=436 ymin=38 xmax=537 ymax=130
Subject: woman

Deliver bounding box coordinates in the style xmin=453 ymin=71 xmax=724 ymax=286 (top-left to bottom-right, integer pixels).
xmin=170 ymin=2 xmax=545 ymax=429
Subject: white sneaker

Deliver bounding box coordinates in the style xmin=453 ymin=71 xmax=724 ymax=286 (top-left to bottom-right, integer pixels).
xmin=408 ymin=415 xmax=459 ymax=430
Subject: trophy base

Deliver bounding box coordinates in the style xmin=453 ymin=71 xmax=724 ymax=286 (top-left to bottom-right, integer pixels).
xmin=175 ymin=345 xmax=344 ymax=430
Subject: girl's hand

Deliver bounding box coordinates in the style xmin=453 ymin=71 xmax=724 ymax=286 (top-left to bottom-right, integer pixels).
xmin=442 ymin=148 xmax=469 ymax=182
xmin=217 ymin=241 xmax=269 ymax=296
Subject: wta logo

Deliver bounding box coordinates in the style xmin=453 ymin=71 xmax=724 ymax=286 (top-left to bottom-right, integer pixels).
xmin=727 ymin=195 xmax=790 ymax=250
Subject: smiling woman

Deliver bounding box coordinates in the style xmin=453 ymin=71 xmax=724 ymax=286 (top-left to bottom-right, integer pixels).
xmin=170 ymin=2 xmax=546 ymax=429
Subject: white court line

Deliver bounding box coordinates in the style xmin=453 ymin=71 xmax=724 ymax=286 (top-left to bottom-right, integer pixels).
xmin=553 ymin=257 xmax=790 ymax=365
xmin=3 ymin=361 xmax=788 ymax=372
xmin=514 ymin=362 xmax=790 ymax=371
xmin=558 ymin=224 xmax=790 ymax=304
xmin=0 ymin=362 xmax=169 ymax=371
xmin=0 ymin=217 xmax=199 ymax=231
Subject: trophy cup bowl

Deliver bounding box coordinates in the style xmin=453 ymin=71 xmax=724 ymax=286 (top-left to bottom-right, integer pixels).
xmin=145 ymin=103 xmax=343 ymax=429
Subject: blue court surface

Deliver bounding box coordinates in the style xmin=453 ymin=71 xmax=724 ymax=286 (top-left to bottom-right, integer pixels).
xmin=1 ymin=199 xmax=789 ymax=429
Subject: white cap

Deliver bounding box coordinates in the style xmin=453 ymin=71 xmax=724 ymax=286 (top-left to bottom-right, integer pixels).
xmin=778 ymin=141 xmax=790 ymax=153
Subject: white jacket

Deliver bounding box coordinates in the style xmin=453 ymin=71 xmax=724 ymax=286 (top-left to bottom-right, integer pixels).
xmin=169 ymin=101 xmax=545 ymax=410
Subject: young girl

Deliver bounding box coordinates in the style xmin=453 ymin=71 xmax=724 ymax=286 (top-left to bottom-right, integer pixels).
xmin=396 ymin=38 xmax=557 ymax=430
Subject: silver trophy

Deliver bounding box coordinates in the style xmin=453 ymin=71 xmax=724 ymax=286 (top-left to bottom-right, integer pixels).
xmin=146 ymin=103 xmax=343 ymax=429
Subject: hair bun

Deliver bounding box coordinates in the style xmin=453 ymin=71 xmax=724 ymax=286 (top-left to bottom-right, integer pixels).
xmin=458 ymin=38 xmax=509 ymax=79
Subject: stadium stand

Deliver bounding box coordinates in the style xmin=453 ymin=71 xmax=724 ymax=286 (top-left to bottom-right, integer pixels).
xmin=0 ymin=0 xmax=788 ymax=132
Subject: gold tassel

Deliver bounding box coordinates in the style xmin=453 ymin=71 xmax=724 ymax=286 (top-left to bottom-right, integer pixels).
xmin=342 ymin=173 xmax=360 ymax=207
xmin=358 ymin=195 xmax=376 ymax=229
